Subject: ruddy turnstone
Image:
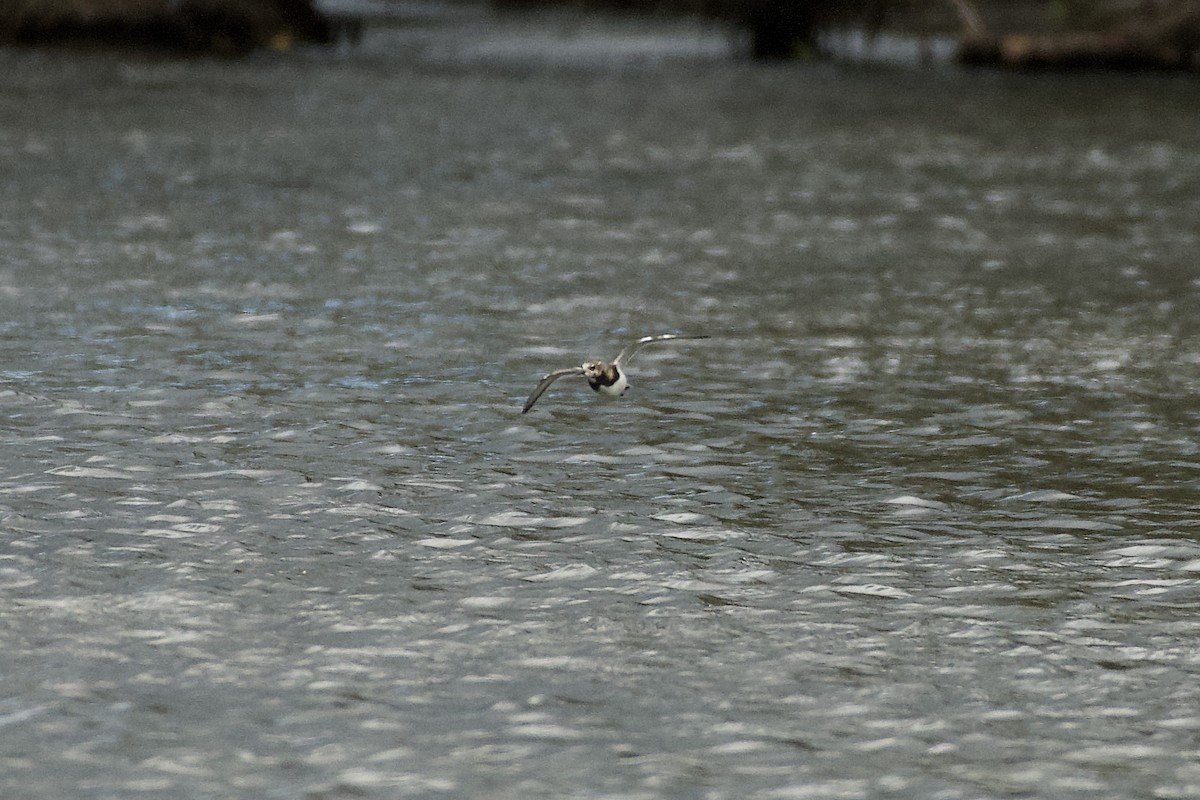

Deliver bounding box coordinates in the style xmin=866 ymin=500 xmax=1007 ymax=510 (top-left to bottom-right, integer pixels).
xmin=521 ymin=334 xmax=708 ymax=414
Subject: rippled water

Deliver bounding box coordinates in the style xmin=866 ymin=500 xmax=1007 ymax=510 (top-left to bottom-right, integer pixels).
xmin=2 ymin=12 xmax=1200 ymax=800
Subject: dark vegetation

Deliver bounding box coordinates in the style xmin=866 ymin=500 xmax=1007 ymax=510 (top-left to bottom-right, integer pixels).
xmin=0 ymin=0 xmax=338 ymax=54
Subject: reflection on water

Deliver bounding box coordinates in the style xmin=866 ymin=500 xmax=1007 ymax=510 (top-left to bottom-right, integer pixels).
xmin=2 ymin=13 xmax=1200 ymax=800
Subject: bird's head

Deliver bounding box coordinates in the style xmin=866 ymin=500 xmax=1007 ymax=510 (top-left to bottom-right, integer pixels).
xmin=581 ymin=360 xmax=607 ymax=380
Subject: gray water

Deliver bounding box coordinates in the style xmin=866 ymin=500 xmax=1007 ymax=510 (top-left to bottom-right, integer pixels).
xmin=2 ymin=11 xmax=1200 ymax=800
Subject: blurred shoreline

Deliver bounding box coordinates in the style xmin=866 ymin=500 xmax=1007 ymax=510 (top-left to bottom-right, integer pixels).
xmin=0 ymin=0 xmax=1196 ymax=69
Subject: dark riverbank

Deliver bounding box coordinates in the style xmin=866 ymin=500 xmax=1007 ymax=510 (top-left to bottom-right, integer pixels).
xmin=0 ymin=0 xmax=336 ymax=53
xmin=3 ymin=0 xmax=1198 ymax=68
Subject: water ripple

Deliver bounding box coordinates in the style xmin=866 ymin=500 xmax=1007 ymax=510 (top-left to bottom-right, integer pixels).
xmin=3 ymin=29 xmax=1200 ymax=800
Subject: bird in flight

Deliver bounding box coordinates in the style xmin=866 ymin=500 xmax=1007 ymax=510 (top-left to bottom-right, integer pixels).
xmin=521 ymin=334 xmax=708 ymax=414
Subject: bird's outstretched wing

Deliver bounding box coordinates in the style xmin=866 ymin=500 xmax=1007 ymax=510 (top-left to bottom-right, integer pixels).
xmin=613 ymin=334 xmax=709 ymax=369
xmin=522 ymin=367 xmax=585 ymax=414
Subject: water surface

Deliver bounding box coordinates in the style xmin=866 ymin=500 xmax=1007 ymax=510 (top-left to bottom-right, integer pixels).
xmin=2 ymin=13 xmax=1199 ymax=800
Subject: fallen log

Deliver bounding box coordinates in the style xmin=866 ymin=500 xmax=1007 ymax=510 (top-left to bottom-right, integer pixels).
xmin=959 ymin=31 xmax=1195 ymax=70
xmin=958 ymin=4 xmax=1200 ymax=70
